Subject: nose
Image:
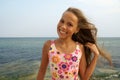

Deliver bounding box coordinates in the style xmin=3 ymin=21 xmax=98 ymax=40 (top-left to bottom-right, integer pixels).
xmin=61 ymin=24 xmax=66 ymax=29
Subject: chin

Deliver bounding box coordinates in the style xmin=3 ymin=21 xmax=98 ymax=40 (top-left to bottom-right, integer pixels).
xmin=58 ymin=35 xmax=66 ymax=39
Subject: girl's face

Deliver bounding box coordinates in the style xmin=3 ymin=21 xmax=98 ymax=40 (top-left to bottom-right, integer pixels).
xmin=57 ymin=11 xmax=78 ymax=39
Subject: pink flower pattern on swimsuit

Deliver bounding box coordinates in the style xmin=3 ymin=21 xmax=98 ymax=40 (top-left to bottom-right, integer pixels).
xmin=59 ymin=62 xmax=69 ymax=71
xmin=64 ymin=54 xmax=72 ymax=60
xmin=72 ymin=56 xmax=77 ymax=62
xmin=48 ymin=41 xmax=82 ymax=80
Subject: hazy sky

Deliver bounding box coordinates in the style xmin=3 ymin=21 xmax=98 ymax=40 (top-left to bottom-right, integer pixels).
xmin=0 ymin=0 xmax=120 ymax=37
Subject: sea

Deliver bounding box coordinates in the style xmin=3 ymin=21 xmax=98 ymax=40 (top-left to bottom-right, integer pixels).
xmin=0 ymin=37 xmax=120 ymax=80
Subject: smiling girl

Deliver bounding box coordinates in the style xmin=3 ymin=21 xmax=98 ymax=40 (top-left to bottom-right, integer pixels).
xmin=37 ymin=7 xmax=112 ymax=80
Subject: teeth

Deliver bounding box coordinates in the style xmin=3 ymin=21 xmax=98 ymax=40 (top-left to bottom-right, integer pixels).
xmin=60 ymin=29 xmax=66 ymax=34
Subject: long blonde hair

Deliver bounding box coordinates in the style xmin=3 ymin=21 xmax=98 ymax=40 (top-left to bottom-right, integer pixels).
xmin=66 ymin=7 xmax=112 ymax=67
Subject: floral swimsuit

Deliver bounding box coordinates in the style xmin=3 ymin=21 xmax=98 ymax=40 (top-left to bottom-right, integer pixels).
xmin=48 ymin=40 xmax=82 ymax=80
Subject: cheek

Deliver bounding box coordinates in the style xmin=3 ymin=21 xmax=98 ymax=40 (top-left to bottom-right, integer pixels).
xmin=57 ymin=23 xmax=59 ymax=28
xmin=57 ymin=24 xmax=60 ymax=32
xmin=57 ymin=22 xmax=60 ymax=28
xmin=74 ymin=26 xmax=79 ymax=33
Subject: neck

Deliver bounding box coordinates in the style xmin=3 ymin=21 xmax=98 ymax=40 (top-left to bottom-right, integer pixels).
xmin=58 ymin=37 xmax=74 ymax=45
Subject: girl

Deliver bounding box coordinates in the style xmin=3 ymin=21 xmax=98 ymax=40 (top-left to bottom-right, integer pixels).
xmin=37 ymin=7 xmax=112 ymax=80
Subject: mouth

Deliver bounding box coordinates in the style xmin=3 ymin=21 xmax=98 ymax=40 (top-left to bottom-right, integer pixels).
xmin=59 ymin=29 xmax=67 ymax=34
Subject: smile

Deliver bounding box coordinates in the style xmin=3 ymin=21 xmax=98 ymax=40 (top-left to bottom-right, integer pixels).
xmin=59 ymin=29 xmax=67 ymax=34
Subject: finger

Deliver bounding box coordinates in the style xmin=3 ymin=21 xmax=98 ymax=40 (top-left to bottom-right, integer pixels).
xmin=86 ymin=42 xmax=94 ymax=46
xmin=85 ymin=42 xmax=94 ymax=48
xmin=85 ymin=43 xmax=99 ymax=55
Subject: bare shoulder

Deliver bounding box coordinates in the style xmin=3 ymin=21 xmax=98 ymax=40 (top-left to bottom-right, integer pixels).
xmin=44 ymin=40 xmax=51 ymax=47
xmin=42 ymin=40 xmax=51 ymax=52
xmin=78 ymin=43 xmax=84 ymax=52
xmin=78 ymin=43 xmax=85 ymax=57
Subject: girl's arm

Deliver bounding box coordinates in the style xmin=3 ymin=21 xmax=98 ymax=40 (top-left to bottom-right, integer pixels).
xmin=37 ymin=40 xmax=50 ymax=80
xmin=79 ymin=43 xmax=99 ymax=80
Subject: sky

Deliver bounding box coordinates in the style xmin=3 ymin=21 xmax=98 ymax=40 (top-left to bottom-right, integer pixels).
xmin=0 ymin=0 xmax=120 ymax=37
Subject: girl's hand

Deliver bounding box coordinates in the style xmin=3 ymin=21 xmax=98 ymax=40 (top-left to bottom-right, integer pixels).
xmin=85 ymin=42 xmax=99 ymax=56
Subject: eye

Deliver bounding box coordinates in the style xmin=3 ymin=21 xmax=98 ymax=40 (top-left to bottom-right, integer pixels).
xmin=60 ymin=19 xmax=64 ymax=23
xmin=67 ymin=22 xmax=73 ymax=27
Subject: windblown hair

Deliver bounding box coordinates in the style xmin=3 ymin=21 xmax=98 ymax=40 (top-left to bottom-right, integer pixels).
xmin=66 ymin=7 xmax=112 ymax=67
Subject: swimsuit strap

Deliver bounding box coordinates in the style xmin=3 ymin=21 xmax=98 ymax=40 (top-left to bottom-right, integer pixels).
xmin=49 ymin=40 xmax=57 ymax=52
xmin=50 ymin=40 xmax=55 ymax=44
xmin=76 ymin=42 xmax=80 ymax=50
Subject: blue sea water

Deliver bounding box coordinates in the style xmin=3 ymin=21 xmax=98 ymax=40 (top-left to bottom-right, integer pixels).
xmin=0 ymin=37 xmax=120 ymax=79
xmin=0 ymin=37 xmax=54 ymax=64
